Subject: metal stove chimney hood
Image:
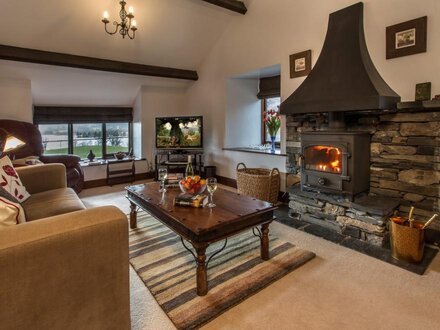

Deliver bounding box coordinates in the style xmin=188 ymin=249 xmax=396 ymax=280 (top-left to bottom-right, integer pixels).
xmin=280 ymin=2 xmax=400 ymax=115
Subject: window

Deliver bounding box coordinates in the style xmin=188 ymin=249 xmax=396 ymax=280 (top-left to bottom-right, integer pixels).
xmin=261 ymin=96 xmax=281 ymax=145
xmin=39 ymin=123 xmax=132 ymax=159
xmin=73 ymin=123 xmax=103 ymax=159
xmin=257 ymin=75 xmax=281 ymax=148
xmin=35 ymin=106 xmax=133 ymax=160
xmin=40 ymin=124 xmax=69 ymax=155
xmin=106 ymin=123 xmax=130 ymax=155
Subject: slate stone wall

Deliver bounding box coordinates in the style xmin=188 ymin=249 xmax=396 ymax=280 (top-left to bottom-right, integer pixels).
xmin=286 ymin=110 xmax=440 ymax=232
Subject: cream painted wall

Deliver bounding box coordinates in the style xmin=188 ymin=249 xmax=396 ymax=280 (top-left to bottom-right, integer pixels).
xmin=186 ymin=0 xmax=440 ymax=183
xmin=225 ymin=78 xmax=261 ymax=147
xmin=0 ymin=77 xmax=32 ymax=122
xmin=133 ymin=88 xmax=143 ymax=160
xmin=136 ymin=86 xmax=190 ymax=167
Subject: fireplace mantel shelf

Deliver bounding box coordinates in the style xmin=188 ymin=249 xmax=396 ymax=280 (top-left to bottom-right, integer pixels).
xmin=343 ymin=103 xmax=440 ymax=116
xmin=222 ymin=147 xmax=286 ymax=157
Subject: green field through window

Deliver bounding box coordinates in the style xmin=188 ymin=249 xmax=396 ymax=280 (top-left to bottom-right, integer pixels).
xmin=40 ymin=123 xmax=130 ymax=159
xmin=44 ymin=145 xmax=128 ymax=159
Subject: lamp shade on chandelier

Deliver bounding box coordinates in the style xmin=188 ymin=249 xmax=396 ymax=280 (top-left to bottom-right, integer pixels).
xmin=102 ymin=1 xmax=137 ymax=40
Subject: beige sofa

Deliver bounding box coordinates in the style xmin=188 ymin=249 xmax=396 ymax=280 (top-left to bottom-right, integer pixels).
xmin=0 ymin=164 xmax=131 ymax=330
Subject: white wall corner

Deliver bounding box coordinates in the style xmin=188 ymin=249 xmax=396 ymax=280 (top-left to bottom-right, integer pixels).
xmin=0 ymin=77 xmax=33 ymax=123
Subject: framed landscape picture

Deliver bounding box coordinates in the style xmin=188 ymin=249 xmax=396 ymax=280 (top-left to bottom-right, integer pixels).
xmin=386 ymin=16 xmax=427 ymax=59
xmin=290 ymin=50 xmax=311 ymax=78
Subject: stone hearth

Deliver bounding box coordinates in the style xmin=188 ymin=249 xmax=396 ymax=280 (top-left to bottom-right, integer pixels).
xmin=288 ymin=185 xmax=399 ymax=246
xmin=286 ymin=108 xmax=440 ymax=245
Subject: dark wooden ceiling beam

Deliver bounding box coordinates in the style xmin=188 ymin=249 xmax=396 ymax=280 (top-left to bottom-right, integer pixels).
xmin=201 ymin=0 xmax=247 ymax=15
xmin=0 ymin=44 xmax=198 ymax=81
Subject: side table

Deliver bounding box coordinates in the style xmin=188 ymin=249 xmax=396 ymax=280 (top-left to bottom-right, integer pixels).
xmin=106 ymin=158 xmax=135 ymax=185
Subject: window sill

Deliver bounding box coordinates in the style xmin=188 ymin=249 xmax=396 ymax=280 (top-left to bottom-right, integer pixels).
xmin=80 ymin=157 xmax=145 ymax=167
xmin=80 ymin=160 xmax=107 ymax=167
xmin=222 ymin=147 xmax=286 ymax=157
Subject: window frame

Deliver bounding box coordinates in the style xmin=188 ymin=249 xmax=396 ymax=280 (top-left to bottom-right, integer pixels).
xmin=261 ymin=97 xmax=281 ymax=148
xmin=103 ymin=122 xmax=133 ymax=158
xmin=39 ymin=122 xmax=133 ymax=160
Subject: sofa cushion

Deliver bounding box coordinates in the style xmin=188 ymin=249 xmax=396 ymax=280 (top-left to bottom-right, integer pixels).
xmin=22 ymin=188 xmax=86 ymax=221
xmin=0 ymin=186 xmax=19 ymax=203
xmin=12 ymin=156 xmax=44 ymax=167
xmin=0 ymin=155 xmax=31 ymax=202
xmin=0 ymin=197 xmax=26 ymax=227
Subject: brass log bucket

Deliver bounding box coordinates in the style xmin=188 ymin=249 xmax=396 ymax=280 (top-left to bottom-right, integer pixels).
xmin=390 ymin=220 xmax=424 ymax=263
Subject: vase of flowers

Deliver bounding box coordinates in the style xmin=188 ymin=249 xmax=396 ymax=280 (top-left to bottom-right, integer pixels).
xmin=263 ymin=108 xmax=281 ymax=153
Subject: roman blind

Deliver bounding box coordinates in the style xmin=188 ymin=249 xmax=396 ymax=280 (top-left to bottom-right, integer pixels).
xmin=257 ymin=75 xmax=281 ymax=99
xmin=33 ymin=106 xmax=133 ymax=124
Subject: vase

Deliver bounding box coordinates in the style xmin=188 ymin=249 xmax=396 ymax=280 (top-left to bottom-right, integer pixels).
xmin=87 ymin=149 xmax=95 ymax=161
xmin=270 ymin=136 xmax=276 ymax=153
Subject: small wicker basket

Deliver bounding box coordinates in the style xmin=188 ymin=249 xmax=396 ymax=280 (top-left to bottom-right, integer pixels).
xmin=236 ymin=163 xmax=280 ymax=205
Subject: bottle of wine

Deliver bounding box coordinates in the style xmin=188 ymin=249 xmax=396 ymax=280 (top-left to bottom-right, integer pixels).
xmin=185 ymin=155 xmax=194 ymax=178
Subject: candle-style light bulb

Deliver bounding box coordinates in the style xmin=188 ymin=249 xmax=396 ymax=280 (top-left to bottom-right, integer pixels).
xmin=131 ymin=20 xmax=137 ymax=27
xmin=128 ymin=6 xmax=134 ymax=14
xmin=103 ymin=11 xmax=109 ymax=19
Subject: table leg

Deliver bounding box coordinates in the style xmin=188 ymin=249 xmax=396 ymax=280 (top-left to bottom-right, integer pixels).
xmin=129 ymin=202 xmax=138 ymax=229
xmin=260 ymin=223 xmax=271 ymax=260
xmin=193 ymin=242 xmax=209 ymax=296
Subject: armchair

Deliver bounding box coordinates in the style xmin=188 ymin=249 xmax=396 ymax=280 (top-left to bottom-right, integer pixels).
xmin=0 ymin=119 xmax=84 ymax=192
xmin=0 ymin=163 xmax=130 ymax=329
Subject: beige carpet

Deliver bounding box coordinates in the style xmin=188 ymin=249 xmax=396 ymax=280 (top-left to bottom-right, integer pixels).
xmin=129 ymin=212 xmax=315 ymax=329
xmin=80 ymin=182 xmax=440 ymax=330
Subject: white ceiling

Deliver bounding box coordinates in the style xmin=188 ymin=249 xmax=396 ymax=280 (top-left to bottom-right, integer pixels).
xmin=0 ymin=0 xmax=246 ymax=105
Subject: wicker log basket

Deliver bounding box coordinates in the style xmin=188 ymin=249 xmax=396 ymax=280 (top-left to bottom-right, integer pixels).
xmin=236 ymin=163 xmax=280 ymax=205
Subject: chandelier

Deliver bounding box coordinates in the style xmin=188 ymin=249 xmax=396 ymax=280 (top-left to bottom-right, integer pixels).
xmin=102 ymin=1 xmax=137 ymax=40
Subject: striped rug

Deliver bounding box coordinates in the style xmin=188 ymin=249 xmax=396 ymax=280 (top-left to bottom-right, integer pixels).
xmin=129 ymin=212 xmax=315 ymax=329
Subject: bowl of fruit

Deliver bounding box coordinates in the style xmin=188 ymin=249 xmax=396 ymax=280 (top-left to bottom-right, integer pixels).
xmin=179 ymin=176 xmax=206 ymax=195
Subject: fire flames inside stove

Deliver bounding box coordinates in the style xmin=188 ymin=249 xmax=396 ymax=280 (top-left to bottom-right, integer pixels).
xmin=304 ymin=146 xmax=342 ymax=173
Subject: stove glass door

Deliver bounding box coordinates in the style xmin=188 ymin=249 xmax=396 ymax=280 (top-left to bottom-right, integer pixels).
xmin=304 ymin=145 xmax=342 ymax=173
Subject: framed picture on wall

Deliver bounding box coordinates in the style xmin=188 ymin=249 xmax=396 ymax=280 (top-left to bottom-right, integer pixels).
xmin=289 ymin=50 xmax=311 ymax=78
xmin=386 ymin=16 xmax=427 ymax=59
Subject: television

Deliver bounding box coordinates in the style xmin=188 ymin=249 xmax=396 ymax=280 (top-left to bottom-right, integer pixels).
xmin=155 ymin=116 xmax=203 ymax=149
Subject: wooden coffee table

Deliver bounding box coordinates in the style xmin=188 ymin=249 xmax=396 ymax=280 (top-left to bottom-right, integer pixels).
xmin=126 ymin=182 xmax=276 ymax=296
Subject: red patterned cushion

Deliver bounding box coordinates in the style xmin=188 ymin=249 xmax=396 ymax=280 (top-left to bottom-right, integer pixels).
xmin=0 ymin=156 xmax=31 ymax=202
xmin=0 ymin=197 xmax=26 ymax=226
xmin=0 ymin=186 xmax=19 ymax=203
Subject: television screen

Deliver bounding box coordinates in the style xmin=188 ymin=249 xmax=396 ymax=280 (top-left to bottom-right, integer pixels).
xmin=156 ymin=116 xmax=203 ymax=149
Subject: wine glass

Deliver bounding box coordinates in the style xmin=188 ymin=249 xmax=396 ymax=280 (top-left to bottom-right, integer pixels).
xmin=206 ymin=177 xmax=217 ymax=208
xmin=158 ymin=167 xmax=168 ymax=192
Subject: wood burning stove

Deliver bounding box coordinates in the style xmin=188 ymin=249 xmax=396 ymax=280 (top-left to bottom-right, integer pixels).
xmin=300 ymin=130 xmax=370 ymax=198
xmin=279 ymin=2 xmax=397 ymax=200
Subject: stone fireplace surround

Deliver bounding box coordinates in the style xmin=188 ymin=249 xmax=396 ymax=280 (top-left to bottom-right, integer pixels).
xmin=286 ymin=108 xmax=440 ymax=246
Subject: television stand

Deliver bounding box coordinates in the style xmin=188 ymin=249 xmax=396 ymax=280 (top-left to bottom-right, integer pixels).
xmin=154 ymin=150 xmax=203 ymax=180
